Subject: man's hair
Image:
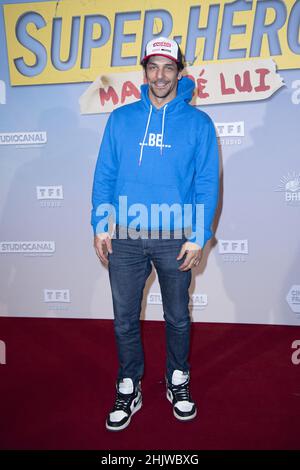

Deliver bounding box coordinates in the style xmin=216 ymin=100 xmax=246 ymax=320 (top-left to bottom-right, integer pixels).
xmin=141 ymin=56 xmax=185 ymax=72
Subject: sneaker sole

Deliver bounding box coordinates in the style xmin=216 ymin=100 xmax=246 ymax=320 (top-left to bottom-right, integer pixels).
xmin=166 ymin=390 xmax=197 ymax=421
xmin=105 ymin=398 xmax=142 ymax=432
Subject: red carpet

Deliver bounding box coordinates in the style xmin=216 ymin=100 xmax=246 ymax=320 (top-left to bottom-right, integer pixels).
xmin=0 ymin=318 xmax=299 ymax=450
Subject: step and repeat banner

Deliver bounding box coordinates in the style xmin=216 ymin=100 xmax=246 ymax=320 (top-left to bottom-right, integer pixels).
xmin=0 ymin=0 xmax=299 ymax=325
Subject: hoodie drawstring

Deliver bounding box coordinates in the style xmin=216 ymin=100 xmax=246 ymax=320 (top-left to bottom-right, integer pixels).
xmin=139 ymin=103 xmax=168 ymax=165
xmin=160 ymin=104 xmax=167 ymax=155
xmin=139 ymin=104 xmax=153 ymax=166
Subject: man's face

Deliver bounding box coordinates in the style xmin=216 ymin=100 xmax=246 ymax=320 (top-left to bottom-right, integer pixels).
xmin=145 ymin=55 xmax=180 ymax=103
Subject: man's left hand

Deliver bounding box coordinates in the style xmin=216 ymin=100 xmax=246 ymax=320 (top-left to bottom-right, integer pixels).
xmin=177 ymin=242 xmax=202 ymax=271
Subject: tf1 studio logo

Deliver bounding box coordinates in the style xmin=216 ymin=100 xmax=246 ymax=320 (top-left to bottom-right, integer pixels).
xmin=43 ymin=289 xmax=71 ymax=311
xmin=37 ymin=186 xmax=63 ymax=208
xmin=215 ymin=121 xmax=244 ymax=146
xmin=218 ymin=239 xmax=248 ymax=262
xmin=44 ymin=289 xmax=70 ymax=303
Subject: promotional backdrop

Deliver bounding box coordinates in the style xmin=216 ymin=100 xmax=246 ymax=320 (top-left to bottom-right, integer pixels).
xmin=0 ymin=0 xmax=299 ymax=325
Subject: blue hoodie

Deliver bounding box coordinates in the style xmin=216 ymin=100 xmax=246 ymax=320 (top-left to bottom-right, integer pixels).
xmin=91 ymin=76 xmax=219 ymax=247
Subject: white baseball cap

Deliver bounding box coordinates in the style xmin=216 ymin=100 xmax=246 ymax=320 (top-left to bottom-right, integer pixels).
xmin=142 ymin=37 xmax=182 ymax=64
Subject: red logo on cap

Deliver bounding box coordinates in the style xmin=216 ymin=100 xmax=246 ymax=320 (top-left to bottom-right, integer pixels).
xmin=153 ymin=41 xmax=172 ymax=47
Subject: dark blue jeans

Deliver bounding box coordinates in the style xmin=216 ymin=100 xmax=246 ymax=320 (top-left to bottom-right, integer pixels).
xmin=108 ymin=228 xmax=192 ymax=385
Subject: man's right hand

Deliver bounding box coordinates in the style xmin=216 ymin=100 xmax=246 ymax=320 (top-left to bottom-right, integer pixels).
xmin=94 ymin=233 xmax=113 ymax=266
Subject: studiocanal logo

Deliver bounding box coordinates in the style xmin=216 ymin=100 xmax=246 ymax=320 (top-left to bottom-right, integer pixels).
xmin=0 ymin=241 xmax=55 ymax=256
xmin=275 ymin=171 xmax=300 ymax=206
xmin=147 ymin=293 xmax=207 ymax=310
xmin=189 ymin=294 xmax=208 ymax=309
xmin=215 ymin=121 xmax=244 ymax=146
xmin=0 ymin=131 xmax=47 ymax=147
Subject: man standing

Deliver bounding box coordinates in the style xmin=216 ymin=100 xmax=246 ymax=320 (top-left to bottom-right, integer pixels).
xmin=91 ymin=37 xmax=219 ymax=431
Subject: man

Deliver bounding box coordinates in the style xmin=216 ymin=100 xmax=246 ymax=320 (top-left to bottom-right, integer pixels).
xmin=91 ymin=37 xmax=219 ymax=431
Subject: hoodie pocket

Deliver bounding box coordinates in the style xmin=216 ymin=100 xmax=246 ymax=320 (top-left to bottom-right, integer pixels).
xmin=117 ymin=180 xmax=183 ymax=207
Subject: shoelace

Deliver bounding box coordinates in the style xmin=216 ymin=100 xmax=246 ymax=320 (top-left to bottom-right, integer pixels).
xmin=170 ymin=380 xmax=191 ymax=402
xmin=113 ymin=391 xmax=135 ymax=412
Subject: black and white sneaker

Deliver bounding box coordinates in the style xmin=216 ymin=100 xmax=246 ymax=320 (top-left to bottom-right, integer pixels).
xmin=166 ymin=370 xmax=197 ymax=421
xmin=106 ymin=378 xmax=142 ymax=431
